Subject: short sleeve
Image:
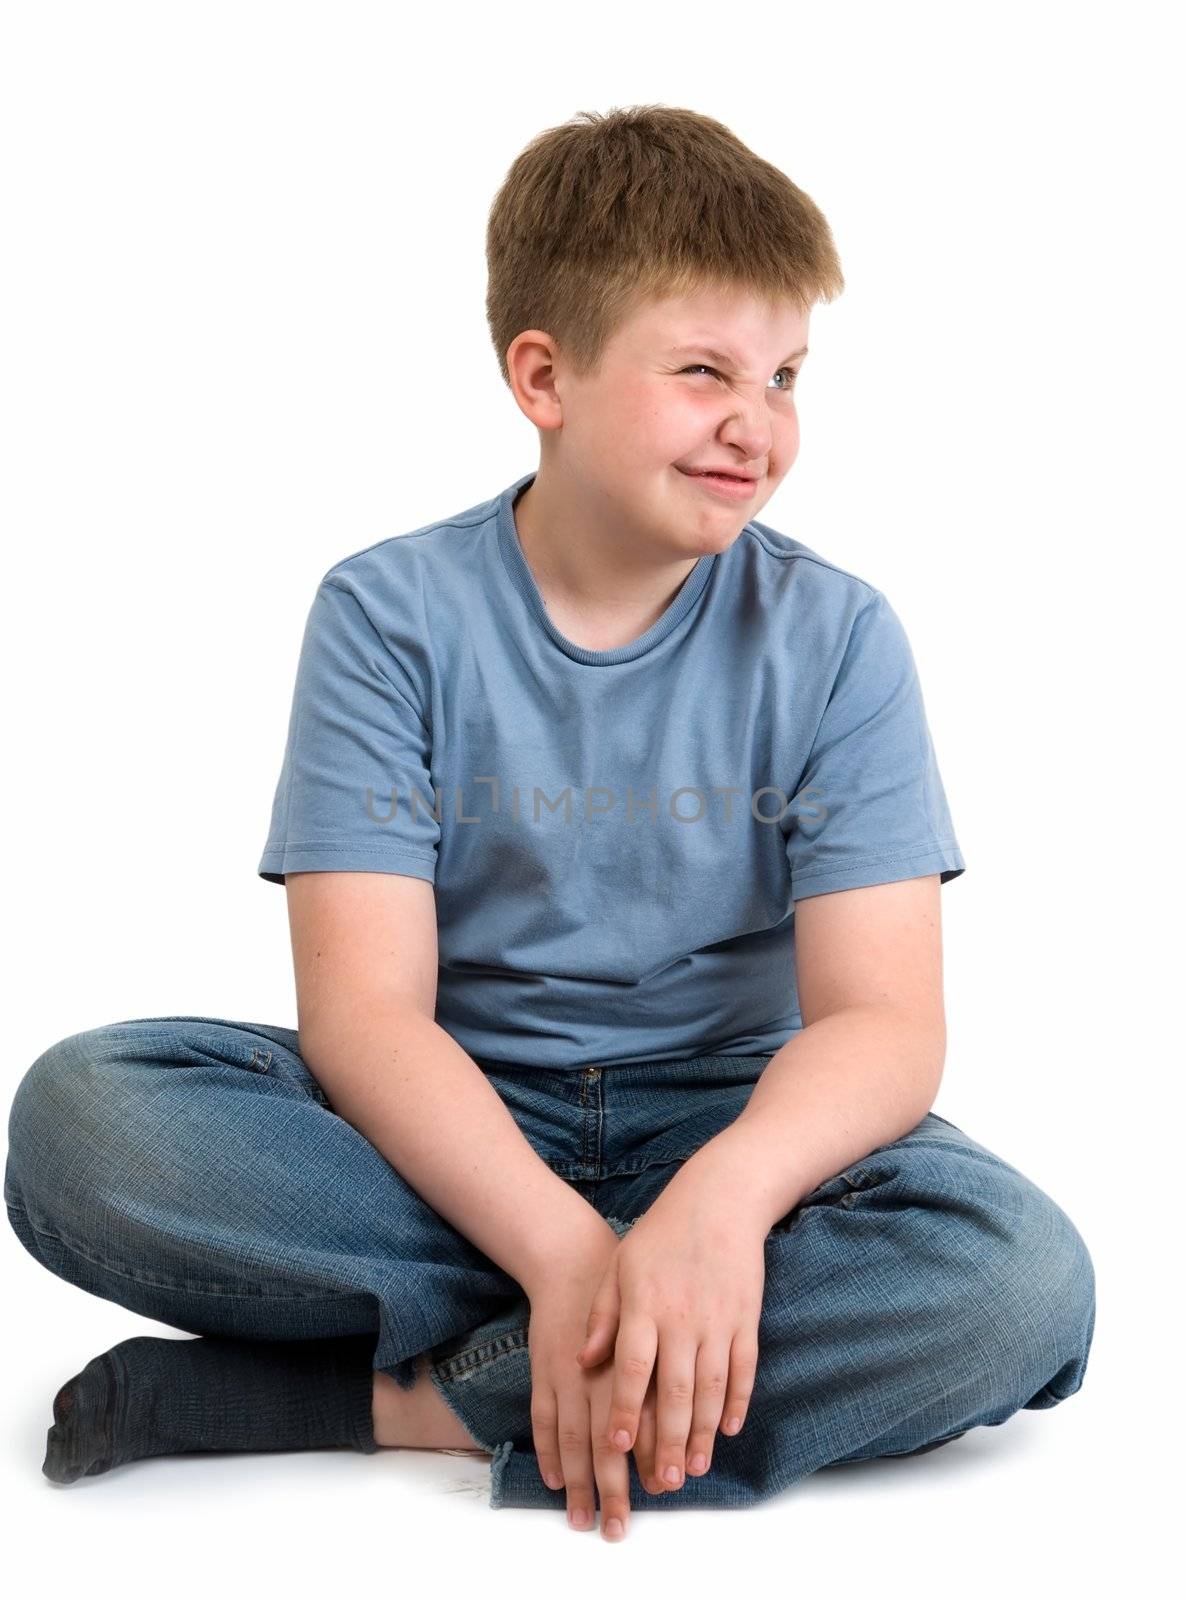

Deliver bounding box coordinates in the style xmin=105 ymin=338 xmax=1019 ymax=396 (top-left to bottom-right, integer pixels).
xmin=786 ymin=590 xmax=965 ymax=902
xmin=257 ymin=576 xmax=441 ymax=886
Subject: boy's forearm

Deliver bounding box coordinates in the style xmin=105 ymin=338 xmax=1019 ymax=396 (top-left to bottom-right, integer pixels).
xmin=299 ymin=1005 xmax=607 ymax=1297
xmin=661 ymin=1004 xmax=946 ymax=1232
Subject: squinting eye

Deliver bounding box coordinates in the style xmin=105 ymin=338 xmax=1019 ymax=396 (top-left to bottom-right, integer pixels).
xmin=680 ymin=363 xmax=798 ymax=391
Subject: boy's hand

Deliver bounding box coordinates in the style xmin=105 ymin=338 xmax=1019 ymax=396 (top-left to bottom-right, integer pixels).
xmin=575 ymin=1187 xmax=766 ymax=1490
xmin=526 ymin=1219 xmax=661 ymax=1539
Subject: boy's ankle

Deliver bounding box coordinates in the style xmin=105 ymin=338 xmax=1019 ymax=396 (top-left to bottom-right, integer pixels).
xmin=371 ymin=1358 xmax=487 ymax=1452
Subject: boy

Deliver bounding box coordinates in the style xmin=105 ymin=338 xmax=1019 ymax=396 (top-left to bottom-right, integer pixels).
xmin=6 ymin=104 xmax=1094 ymax=1542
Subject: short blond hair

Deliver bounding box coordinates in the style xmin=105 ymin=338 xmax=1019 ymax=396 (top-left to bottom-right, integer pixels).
xmin=485 ymin=103 xmax=845 ymax=388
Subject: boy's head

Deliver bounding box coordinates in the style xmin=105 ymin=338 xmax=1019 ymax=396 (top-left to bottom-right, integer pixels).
xmin=486 ymin=105 xmax=844 ymax=556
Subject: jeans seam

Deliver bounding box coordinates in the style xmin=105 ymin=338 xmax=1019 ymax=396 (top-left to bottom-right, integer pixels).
xmin=546 ymin=1155 xmax=703 ymax=1180
xmin=6 ymin=1202 xmax=348 ymax=1303
xmin=432 ymin=1327 xmax=529 ymax=1381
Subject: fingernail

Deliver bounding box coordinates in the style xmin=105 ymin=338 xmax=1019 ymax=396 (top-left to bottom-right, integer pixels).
xmin=725 ymin=1416 xmax=741 ymax=1434
xmin=545 ymin=1470 xmax=563 ymax=1490
xmin=690 ymin=1453 xmax=707 ymax=1472
xmin=613 ymin=1429 xmax=630 ymax=1449
xmin=570 ymin=1507 xmax=589 ymax=1529
xmin=605 ymin=1517 xmax=624 ymax=1539
xmin=664 ymin=1464 xmax=681 ymax=1485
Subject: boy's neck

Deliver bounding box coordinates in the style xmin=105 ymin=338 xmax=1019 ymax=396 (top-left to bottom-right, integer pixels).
xmin=512 ymin=468 xmax=702 ymax=652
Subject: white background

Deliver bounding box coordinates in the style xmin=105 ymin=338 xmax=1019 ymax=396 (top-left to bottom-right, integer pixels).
xmin=2 ymin=0 xmax=1179 ymax=1591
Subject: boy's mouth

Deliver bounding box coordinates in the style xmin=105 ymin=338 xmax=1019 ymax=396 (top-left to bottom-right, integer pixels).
xmin=677 ymin=466 xmax=760 ymax=498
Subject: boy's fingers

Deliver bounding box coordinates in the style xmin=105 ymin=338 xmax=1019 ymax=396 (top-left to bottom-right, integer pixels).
xmin=606 ymin=1318 xmax=658 ymax=1451
xmin=720 ymin=1331 xmax=759 ymax=1438
xmin=578 ymin=1309 xmax=618 ymax=1367
xmin=558 ymin=1401 xmax=597 ymax=1533
xmin=592 ymin=1422 xmax=632 ymax=1540
xmin=685 ymin=1336 xmax=732 ymax=1476
xmin=634 ymin=1385 xmax=664 ymax=1493
xmin=651 ymin=1334 xmax=699 ymax=1492
xmin=578 ymin=1326 xmax=612 ymax=1365
xmin=530 ymin=1384 xmax=564 ymax=1492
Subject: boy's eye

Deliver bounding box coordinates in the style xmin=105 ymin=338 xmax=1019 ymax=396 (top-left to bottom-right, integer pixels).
xmin=679 ymin=363 xmax=798 ymax=391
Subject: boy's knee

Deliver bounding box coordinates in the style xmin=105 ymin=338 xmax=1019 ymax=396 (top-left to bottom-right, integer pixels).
xmin=966 ymin=1169 xmax=1096 ymax=1409
xmin=6 ymin=1024 xmax=137 ymax=1201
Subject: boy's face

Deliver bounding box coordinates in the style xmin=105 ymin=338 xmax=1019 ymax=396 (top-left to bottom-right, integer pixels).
xmin=519 ymin=285 xmax=811 ymax=559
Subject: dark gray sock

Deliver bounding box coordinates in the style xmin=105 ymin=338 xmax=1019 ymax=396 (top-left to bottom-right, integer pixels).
xmin=42 ymin=1332 xmax=379 ymax=1484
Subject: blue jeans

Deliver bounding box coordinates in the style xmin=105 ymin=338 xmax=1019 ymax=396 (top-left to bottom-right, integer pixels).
xmin=4 ymin=1014 xmax=1096 ymax=1510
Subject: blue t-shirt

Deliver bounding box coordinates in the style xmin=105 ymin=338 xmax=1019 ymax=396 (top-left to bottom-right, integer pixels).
xmin=259 ymin=469 xmax=965 ymax=1070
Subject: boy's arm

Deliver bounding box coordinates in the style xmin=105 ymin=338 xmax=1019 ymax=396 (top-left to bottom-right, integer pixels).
xmin=286 ymin=870 xmax=608 ymax=1296
xmin=660 ymin=874 xmax=948 ymax=1229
